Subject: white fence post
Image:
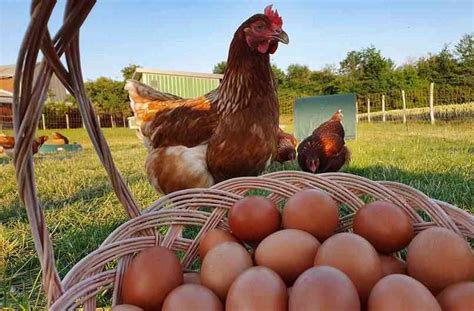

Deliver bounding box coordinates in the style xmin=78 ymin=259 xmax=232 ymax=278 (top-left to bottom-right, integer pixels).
xmin=356 ymin=99 xmax=359 ymax=123
xmin=367 ymin=97 xmax=371 ymax=123
xmin=382 ymin=94 xmax=386 ymax=122
xmin=122 ymin=116 xmax=126 ymax=128
xmin=42 ymin=114 xmax=46 ymax=130
xmin=429 ymin=82 xmax=435 ymax=124
xmin=401 ymin=90 xmax=407 ymax=124
xmin=97 ymin=115 xmax=101 ymax=128
xmin=65 ymin=114 xmax=70 ymax=129
xmin=110 ymin=115 xmax=115 ymax=128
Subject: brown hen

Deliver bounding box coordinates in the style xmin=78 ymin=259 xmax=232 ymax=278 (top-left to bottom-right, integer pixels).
xmin=297 ymin=110 xmax=351 ymax=173
xmin=50 ymin=132 xmax=69 ymax=144
xmin=0 ymin=134 xmax=48 ymax=157
xmin=125 ymin=5 xmax=289 ymax=194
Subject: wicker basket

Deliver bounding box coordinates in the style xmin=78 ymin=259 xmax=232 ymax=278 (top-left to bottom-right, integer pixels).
xmin=12 ymin=1 xmax=473 ymax=310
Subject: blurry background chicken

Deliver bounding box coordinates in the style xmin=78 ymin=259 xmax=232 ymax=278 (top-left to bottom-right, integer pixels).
xmin=297 ymin=109 xmax=350 ymax=173
xmin=50 ymin=132 xmax=69 ymax=144
xmin=0 ymin=134 xmax=48 ymax=157
xmin=125 ymin=5 xmax=289 ymax=194
xmin=274 ymin=127 xmax=298 ymax=163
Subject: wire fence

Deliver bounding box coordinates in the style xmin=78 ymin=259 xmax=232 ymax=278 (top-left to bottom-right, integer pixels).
xmin=278 ymin=84 xmax=474 ymax=123
xmin=1 ymin=83 xmax=472 ymax=131
xmin=0 ymin=110 xmax=131 ymax=131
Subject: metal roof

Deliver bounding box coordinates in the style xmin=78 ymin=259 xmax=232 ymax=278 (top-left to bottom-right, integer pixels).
xmin=0 ymin=89 xmax=13 ymax=104
xmin=0 ymin=63 xmax=43 ymax=78
xmin=0 ymin=64 xmax=17 ymax=78
xmin=133 ymin=68 xmax=224 ymax=80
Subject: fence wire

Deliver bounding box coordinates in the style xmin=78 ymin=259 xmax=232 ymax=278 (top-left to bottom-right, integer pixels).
xmin=278 ymin=84 xmax=473 ymax=123
xmin=1 ymin=84 xmax=472 ymax=130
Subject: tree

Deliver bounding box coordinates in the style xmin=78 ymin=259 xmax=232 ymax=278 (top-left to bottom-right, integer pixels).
xmin=121 ymin=64 xmax=141 ymax=80
xmin=455 ymin=33 xmax=473 ymax=65
xmin=339 ymin=46 xmax=395 ymax=93
xmin=339 ymin=51 xmax=362 ymax=76
xmin=417 ymin=46 xmax=459 ymax=84
xmin=271 ymin=64 xmax=286 ymax=86
xmin=213 ymin=61 xmax=227 ymax=74
xmin=286 ymin=64 xmax=312 ymax=82
xmin=85 ymin=77 xmax=129 ymax=115
xmin=454 ymin=33 xmax=474 ymax=86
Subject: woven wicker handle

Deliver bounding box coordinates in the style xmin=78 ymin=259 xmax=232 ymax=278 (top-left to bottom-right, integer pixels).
xmin=13 ymin=0 xmax=140 ymax=305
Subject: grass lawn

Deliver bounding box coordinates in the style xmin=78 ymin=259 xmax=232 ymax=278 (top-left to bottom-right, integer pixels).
xmin=1 ymin=121 xmax=473 ymax=308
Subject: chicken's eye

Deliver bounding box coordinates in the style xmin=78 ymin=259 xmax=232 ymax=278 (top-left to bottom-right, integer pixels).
xmin=254 ymin=23 xmax=266 ymax=32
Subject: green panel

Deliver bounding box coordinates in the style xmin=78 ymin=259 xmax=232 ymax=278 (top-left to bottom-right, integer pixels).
xmin=294 ymin=93 xmax=357 ymax=141
xmin=140 ymin=73 xmax=220 ymax=98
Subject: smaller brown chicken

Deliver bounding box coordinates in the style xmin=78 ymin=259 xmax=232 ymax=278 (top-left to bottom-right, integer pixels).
xmin=274 ymin=128 xmax=298 ymax=163
xmin=297 ymin=109 xmax=350 ymax=173
xmin=50 ymin=132 xmax=69 ymax=144
xmin=0 ymin=134 xmax=48 ymax=157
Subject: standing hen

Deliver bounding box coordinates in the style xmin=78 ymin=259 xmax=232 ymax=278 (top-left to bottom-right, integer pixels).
xmin=125 ymin=5 xmax=289 ymax=194
xmin=297 ymin=109 xmax=351 ymax=173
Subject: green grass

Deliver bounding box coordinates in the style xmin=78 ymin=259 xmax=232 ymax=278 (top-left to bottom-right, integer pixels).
xmin=1 ymin=122 xmax=473 ymax=308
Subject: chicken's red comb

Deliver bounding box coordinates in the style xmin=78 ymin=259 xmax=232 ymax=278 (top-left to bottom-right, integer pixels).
xmin=264 ymin=4 xmax=283 ymax=27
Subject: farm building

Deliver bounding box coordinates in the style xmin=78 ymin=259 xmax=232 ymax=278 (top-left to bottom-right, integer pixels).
xmin=0 ymin=63 xmax=67 ymax=129
xmin=132 ymin=68 xmax=223 ymax=99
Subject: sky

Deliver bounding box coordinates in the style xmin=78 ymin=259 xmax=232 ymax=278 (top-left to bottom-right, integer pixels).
xmin=0 ymin=0 xmax=472 ymax=81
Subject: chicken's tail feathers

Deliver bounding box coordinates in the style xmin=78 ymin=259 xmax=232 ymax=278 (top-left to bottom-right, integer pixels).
xmin=125 ymin=79 xmax=187 ymax=127
xmin=0 ymin=135 xmax=15 ymax=149
xmin=125 ymin=80 xmax=183 ymax=105
xmin=331 ymin=109 xmax=343 ymax=121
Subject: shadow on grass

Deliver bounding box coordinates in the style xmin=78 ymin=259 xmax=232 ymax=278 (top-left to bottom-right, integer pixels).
xmin=1 ymin=175 xmax=146 ymax=223
xmin=2 ymin=214 xmax=124 ymax=309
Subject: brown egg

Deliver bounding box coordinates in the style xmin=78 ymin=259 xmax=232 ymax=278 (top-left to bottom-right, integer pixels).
xmin=183 ymin=272 xmax=200 ymax=284
xmin=314 ymin=232 xmax=383 ymax=303
xmin=282 ymin=189 xmax=339 ymax=241
xmin=198 ymin=228 xmax=240 ymax=260
xmin=436 ymin=281 xmax=474 ymax=311
xmin=121 ymin=246 xmax=183 ymax=311
xmin=255 ymin=229 xmax=320 ymax=285
xmin=162 ymin=284 xmax=223 ymax=311
xmin=368 ymin=274 xmax=441 ymax=311
xmin=379 ymin=254 xmax=407 ymax=277
xmin=200 ymin=242 xmax=253 ymax=300
xmin=290 ymin=266 xmax=360 ymax=311
xmin=112 ymin=305 xmax=143 ymax=311
xmin=226 ymin=266 xmax=287 ymax=311
xmin=353 ymin=200 xmax=414 ymax=253
xmin=228 ymin=196 xmax=281 ymax=242
xmin=407 ymin=227 xmax=474 ymax=294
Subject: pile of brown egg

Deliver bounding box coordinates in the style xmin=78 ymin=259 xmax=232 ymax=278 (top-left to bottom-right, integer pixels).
xmin=113 ymin=190 xmax=474 ymax=311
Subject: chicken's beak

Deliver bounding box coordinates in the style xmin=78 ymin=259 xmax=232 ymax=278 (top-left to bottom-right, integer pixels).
xmin=274 ymin=29 xmax=289 ymax=44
